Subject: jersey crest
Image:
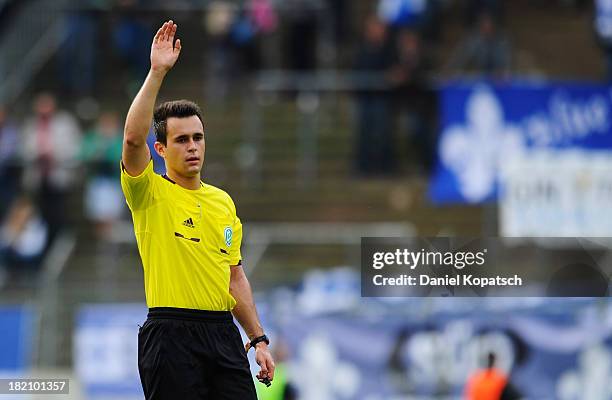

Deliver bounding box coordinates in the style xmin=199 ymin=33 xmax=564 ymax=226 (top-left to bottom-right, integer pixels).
xmin=224 ymin=226 xmax=232 ymax=247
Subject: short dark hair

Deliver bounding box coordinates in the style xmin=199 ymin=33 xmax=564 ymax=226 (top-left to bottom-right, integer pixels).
xmin=153 ymin=100 xmax=204 ymax=145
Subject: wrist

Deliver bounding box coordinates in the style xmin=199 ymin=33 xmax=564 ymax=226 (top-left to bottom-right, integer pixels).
xmin=254 ymin=341 xmax=269 ymax=350
xmin=149 ymin=67 xmax=168 ymax=78
xmin=249 ymin=334 xmax=270 ymax=351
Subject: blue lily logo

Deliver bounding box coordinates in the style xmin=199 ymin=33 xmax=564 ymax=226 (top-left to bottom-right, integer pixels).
xmin=224 ymin=226 xmax=232 ymax=247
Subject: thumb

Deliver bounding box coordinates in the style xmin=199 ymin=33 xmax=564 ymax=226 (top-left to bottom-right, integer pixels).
xmin=174 ymin=38 xmax=182 ymax=52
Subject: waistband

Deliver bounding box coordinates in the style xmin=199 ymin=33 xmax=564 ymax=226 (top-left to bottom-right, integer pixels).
xmin=147 ymin=307 xmax=232 ymax=322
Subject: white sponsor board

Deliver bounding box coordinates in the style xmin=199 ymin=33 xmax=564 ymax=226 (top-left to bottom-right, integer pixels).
xmin=500 ymin=150 xmax=612 ymax=237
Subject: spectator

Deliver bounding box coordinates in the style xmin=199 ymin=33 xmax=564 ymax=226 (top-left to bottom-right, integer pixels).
xmin=282 ymin=0 xmax=319 ymax=71
xmin=0 ymin=106 xmax=20 ymax=223
xmin=326 ymin=0 xmax=349 ymax=66
xmin=595 ymin=0 xmax=612 ymax=81
xmin=249 ymin=0 xmax=278 ymax=35
xmin=446 ymin=11 xmax=511 ymax=78
xmin=464 ymin=352 xmax=522 ymax=400
xmin=204 ymin=1 xmax=239 ymax=101
xmin=80 ymin=111 xmax=124 ymax=240
xmin=245 ymin=0 xmax=279 ymax=70
xmin=230 ymin=9 xmax=261 ymax=73
xmin=464 ymin=0 xmax=503 ymax=27
xmin=22 ymin=93 xmax=81 ymax=251
xmin=58 ymin=4 xmax=99 ymax=97
xmin=353 ymin=15 xmax=395 ymax=175
xmin=378 ymin=0 xmax=444 ymax=44
xmin=256 ymin=338 xmax=298 ymax=400
xmin=389 ymin=29 xmax=436 ymax=171
xmin=378 ymin=0 xmax=428 ymax=29
xmin=111 ymin=0 xmax=154 ymax=93
xmin=0 ymin=196 xmax=48 ymax=286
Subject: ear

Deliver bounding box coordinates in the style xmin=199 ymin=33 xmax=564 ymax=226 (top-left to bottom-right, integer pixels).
xmin=154 ymin=141 xmax=166 ymax=158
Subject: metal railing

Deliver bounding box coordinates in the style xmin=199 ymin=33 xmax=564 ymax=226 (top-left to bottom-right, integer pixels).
xmin=243 ymin=222 xmax=416 ymax=276
xmin=242 ymin=70 xmax=396 ymax=189
xmin=35 ymin=231 xmax=77 ymax=367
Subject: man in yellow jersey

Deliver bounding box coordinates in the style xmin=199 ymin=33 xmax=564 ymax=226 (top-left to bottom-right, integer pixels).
xmin=121 ymin=20 xmax=274 ymax=399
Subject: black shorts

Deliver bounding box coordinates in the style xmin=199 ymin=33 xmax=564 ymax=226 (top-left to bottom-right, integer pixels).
xmin=138 ymin=307 xmax=257 ymax=400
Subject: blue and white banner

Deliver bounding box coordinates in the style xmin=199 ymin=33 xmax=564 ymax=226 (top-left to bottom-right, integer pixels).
xmin=429 ymin=82 xmax=612 ymax=204
xmin=72 ymin=299 xmax=612 ymax=400
xmin=74 ymin=304 xmax=146 ymax=399
xmin=500 ymin=150 xmax=612 ymax=236
xmin=274 ymin=300 xmax=612 ymax=400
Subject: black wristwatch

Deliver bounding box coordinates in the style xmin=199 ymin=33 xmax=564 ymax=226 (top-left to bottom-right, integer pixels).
xmin=249 ymin=335 xmax=270 ymax=350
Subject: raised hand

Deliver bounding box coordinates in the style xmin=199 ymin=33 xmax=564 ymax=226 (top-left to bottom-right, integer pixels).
xmin=151 ymin=20 xmax=182 ymax=74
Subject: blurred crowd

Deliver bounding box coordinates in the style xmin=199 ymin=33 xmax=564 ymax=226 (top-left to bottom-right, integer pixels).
xmin=54 ymin=0 xmax=513 ymax=177
xmin=0 ymin=94 xmax=125 ymax=286
xmin=1 ymin=0 xmax=604 ymax=283
xmin=353 ymin=0 xmax=510 ymax=176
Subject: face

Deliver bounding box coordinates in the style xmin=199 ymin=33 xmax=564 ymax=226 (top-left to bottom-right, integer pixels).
xmin=34 ymin=94 xmax=56 ymax=117
xmin=399 ymin=31 xmax=419 ymax=54
xmin=365 ymin=17 xmax=386 ymax=45
xmin=155 ymin=115 xmax=205 ymax=178
xmin=98 ymin=112 xmax=120 ymax=138
xmin=479 ymin=14 xmax=495 ymax=36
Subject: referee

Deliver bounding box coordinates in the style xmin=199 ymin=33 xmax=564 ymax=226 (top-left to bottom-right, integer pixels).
xmin=121 ymin=20 xmax=274 ymax=399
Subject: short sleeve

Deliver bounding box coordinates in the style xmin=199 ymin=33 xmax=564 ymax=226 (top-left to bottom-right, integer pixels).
xmin=120 ymin=159 xmax=156 ymax=211
xmin=229 ymin=206 xmax=243 ymax=267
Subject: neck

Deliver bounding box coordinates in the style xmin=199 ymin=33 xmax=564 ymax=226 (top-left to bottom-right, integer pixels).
xmin=166 ymin=170 xmax=201 ymax=190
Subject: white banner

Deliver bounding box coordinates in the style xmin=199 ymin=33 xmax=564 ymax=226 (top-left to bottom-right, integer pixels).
xmin=500 ymin=150 xmax=612 ymax=237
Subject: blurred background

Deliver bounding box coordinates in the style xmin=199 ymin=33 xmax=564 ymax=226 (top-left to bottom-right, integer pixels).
xmin=1 ymin=0 xmax=612 ymax=398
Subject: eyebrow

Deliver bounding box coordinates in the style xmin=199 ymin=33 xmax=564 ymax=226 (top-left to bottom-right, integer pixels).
xmin=174 ymin=132 xmax=204 ymax=141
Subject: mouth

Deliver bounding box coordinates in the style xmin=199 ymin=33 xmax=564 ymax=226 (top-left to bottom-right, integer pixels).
xmin=186 ymin=156 xmax=200 ymax=164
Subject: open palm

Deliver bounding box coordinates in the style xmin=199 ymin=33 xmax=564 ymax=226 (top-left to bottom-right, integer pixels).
xmin=151 ymin=20 xmax=181 ymax=73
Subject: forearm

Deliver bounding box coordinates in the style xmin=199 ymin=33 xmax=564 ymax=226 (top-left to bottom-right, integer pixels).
xmin=122 ymin=20 xmax=180 ymax=175
xmin=124 ymin=69 xmax=166 ymax=146
xmin=230 ymin=267 xmax=264 ymax=340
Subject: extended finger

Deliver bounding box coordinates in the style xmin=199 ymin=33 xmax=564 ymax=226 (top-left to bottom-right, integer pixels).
xmin=168 ymin=23 xmax=176 ymax=42
xmin=160 ymin=21 xmax=169 ymax=42
xmin=154 ymin=23 xmax=165 ymax=43
xmin=266 ymin=359 xmax=275 ymax=380
xmin=169 ymin=24 xmax=177 ymax=44
xmin=164 ymin=20 xmax=173 ymax=41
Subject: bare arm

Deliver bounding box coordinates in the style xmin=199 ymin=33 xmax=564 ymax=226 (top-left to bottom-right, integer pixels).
xmin=230 ymin=265 xmax=275 ymax=382
xmin=122 ymin=20 xmax=182 ymax=176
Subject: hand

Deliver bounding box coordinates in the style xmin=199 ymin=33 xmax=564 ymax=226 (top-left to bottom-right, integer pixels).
xmin=245 ymin=341 xmax=275 ymax=384
xmin=151 ymin=20 xmax=181 ymax=74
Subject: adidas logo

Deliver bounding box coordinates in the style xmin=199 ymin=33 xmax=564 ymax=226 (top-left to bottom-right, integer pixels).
xmin=182 ymin=218 xmax=195 ymax=228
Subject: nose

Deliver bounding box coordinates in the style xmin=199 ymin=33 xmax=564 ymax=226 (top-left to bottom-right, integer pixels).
xmin=187 ymin=139 xmax=197 ymax=152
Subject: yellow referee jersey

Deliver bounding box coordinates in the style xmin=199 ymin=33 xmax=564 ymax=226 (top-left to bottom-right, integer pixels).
xmin=120 ymin=160 xmax=242 ymax=311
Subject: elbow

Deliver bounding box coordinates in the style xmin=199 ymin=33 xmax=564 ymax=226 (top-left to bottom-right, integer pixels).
xmin=229 ymin=275 xmax=241 ymax=295
xmin=123 ymin=134 xmax=146 ymax=148
xmin=229 ymin=277 xmax=237 ymax=294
